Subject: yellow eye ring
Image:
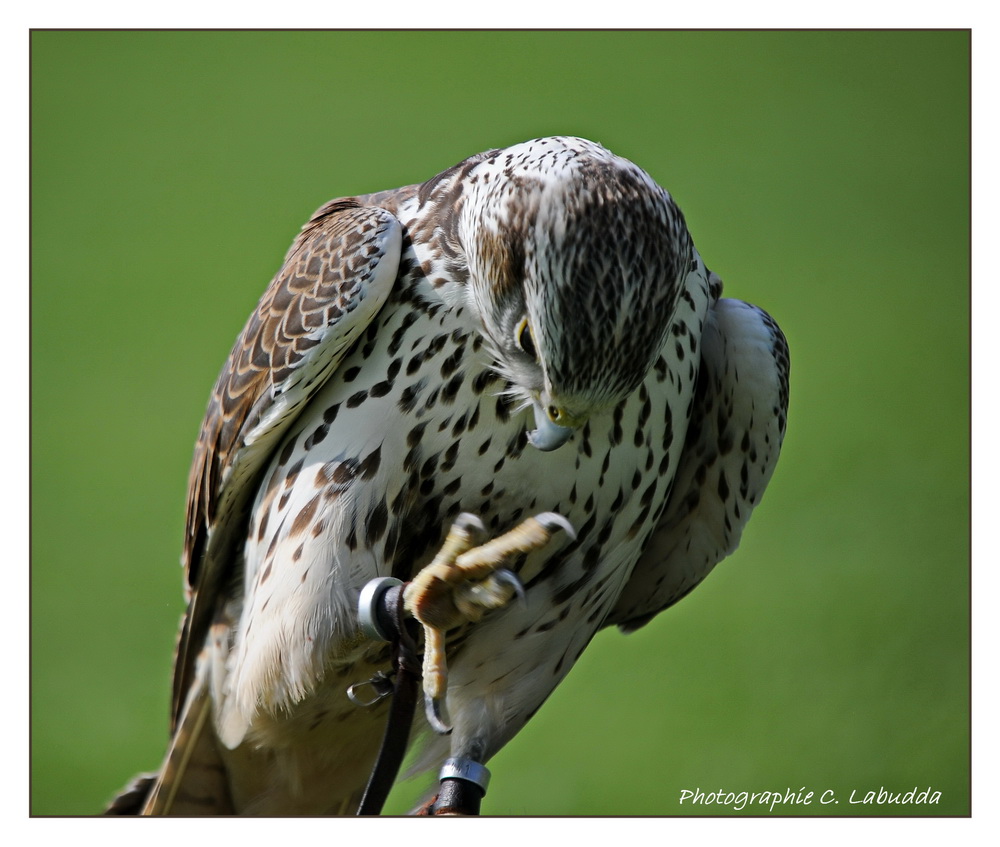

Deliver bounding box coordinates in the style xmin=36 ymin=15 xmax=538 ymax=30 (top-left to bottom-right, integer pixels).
xmin=516 ymin=317 xmax=539 ymax=361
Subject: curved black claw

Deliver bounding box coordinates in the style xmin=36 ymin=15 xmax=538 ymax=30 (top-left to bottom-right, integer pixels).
xmin=493 ymin=568 xmax=527 ymax=605
xmin=454 ymin=512 xmax=486 ymax=539
xmin=534 ymin=511 xmax=577 ymax=540
xmin=425 ymin=692 xmax=453 ymax=735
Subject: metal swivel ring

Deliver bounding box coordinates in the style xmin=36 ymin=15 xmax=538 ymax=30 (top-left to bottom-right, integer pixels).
xmin=357 ymin=577 xmax=404 ymax=641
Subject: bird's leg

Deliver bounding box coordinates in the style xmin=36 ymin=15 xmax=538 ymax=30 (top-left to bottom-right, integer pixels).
xmin=403 ymin=512 xmax=574 ymax=734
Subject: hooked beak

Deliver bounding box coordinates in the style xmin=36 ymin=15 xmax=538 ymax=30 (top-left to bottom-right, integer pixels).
xmin=526 ymin=399 xmax=576 ymax=451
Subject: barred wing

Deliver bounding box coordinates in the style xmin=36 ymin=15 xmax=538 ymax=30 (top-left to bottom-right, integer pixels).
xmin=172 ymin=198 xmax=402 ymax=721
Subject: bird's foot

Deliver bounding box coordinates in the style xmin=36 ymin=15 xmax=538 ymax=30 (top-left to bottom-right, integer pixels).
xmin=403 ymin=512 xmax=574 ymax=733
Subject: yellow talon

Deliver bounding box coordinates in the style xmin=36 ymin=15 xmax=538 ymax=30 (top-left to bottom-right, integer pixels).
xmin=403 ymin=512 xmax=574 ymax=734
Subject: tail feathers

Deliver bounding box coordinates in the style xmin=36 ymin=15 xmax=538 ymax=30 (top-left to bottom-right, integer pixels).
xmin=104 ymin=773 xmax=158 ymax=814
xmin=107 ymin=650 xmax=235 ymax=815
xmin=141 ymin=666 xmax=234 ymax=814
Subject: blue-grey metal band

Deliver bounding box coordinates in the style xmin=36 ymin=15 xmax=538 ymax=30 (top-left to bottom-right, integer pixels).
xmin=439 ymin=757 xmax=491 ymax=793
xmin=357 ymin=577 xmax=403 ymax=641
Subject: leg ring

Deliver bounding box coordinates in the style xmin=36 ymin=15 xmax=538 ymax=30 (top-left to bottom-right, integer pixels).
xmin=431 ymin=757 xmax=491 ymax=815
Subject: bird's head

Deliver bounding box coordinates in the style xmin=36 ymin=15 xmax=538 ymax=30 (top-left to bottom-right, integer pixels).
xmin=461 ymin=137 xmax=693 ymax=450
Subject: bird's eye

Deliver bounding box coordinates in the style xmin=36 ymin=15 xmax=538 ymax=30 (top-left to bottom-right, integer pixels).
xmin=516 ymin=317 xmax=538 ymax=361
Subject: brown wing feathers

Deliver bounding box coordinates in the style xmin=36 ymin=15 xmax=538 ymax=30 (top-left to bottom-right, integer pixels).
xmin=171 ymin=199 xmax=401 ymax=724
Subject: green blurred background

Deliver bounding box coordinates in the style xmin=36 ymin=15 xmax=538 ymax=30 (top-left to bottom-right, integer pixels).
xmin=30 ymin=31 xmax=969 ymax=816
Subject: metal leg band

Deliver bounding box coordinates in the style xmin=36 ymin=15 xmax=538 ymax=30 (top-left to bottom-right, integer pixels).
xmin=429 ymin=757 xmax=491 ymax=815
xmin=438 ymin=757 xmax=491 ymax=794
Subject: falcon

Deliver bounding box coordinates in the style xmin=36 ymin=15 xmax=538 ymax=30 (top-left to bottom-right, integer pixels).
xmin=107 ymin=136 xmax=790 ymax=815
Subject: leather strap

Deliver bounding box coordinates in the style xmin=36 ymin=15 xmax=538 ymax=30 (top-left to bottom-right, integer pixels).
xmin=356 ymin=586 xmax=421 ymax=815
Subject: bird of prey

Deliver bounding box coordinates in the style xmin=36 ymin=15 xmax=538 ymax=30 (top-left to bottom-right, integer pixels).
xmin=107 ymin=136 xmax=789 ymax=815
